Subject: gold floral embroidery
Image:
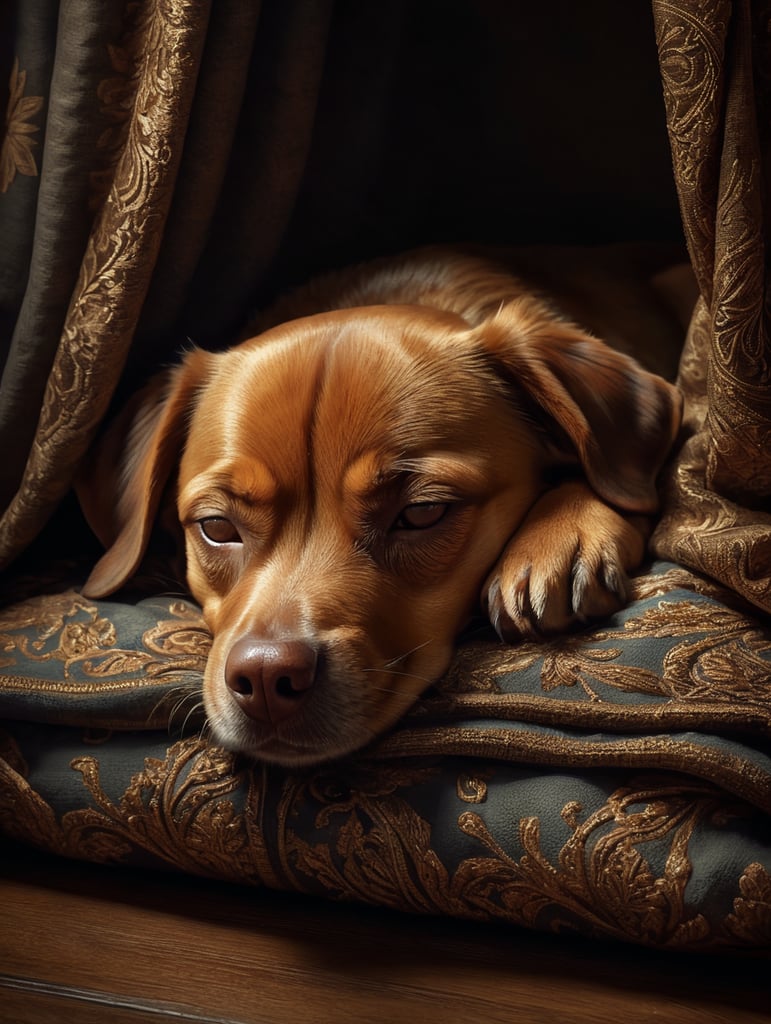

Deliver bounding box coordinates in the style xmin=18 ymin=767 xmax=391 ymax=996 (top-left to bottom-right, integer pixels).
xmin=454 ymin=780 xmax=715 ymax=947
xmin=723 ymin=862 xmax=771 ymax=946
xmin=456 ymin=770 xmax=490 ymax=804
xmin=0 ymin=591 xmax=103 ymax=655
xmin=281 ymin=766 xmax=765 ymax=948
xmin=651 ymin=0 xmax=771 ymax=612
xmin=1 ymin=734 xmax=768 ymax=949
xmin=0 ymin=595 xmax=116 ymax=671
xmin=0 ymin=590 xmax=209 ymax=681
xmin=82 ymin=605 xmax=210 ymax=680
xmin=0 ymin=58 xmax=44 ymax=193
xmin=439 ymin=576 xmax=771 ymax=726
xmin=0 ymin=734 xmax=268 ymax=878
xmin=0 ymin=0 xmax=210 ymax=567
xmin=89 ymin=1 xmax=149 ymax=210
xmin=280 ymin=764 xmax=453 ymax=917
xmin=0 ymin=732 xmax=65 ymax=856
xmin=68 ymin=740 xmax=257 ymax=876
xmin=653 ymin=3 xmax=727 ymax=296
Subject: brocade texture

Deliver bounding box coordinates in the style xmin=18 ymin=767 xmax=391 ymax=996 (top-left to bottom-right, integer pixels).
xmin=0 ymin=0 xmax=211 ymax=555
xmin=0 ymin=565 xmax=769 ymax=951
xmin=651 ymin=0 xmax=771 ymax=611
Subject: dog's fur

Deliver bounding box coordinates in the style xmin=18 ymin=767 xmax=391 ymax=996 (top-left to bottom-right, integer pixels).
xmin=77 ymin=247 xmax=685 ymax=766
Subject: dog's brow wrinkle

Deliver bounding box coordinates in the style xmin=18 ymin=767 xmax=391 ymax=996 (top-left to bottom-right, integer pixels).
xmin=183 ymin=459 xmax=279 ymax=509
xmin=391 ymin=454 xmax=488 ymax=491
xmin=342 ymin=451 xmax=393 ymax=502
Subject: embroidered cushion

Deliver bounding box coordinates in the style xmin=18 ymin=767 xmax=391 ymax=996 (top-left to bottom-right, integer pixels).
xmin=1 ymin=561 xmax=769 ymax=951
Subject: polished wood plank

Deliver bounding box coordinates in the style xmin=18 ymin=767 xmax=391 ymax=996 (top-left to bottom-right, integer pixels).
xmin=1 ymin=845 xmax=768 ymax=1024
xmin=0 ymin=984 xmax=204 ymax=1024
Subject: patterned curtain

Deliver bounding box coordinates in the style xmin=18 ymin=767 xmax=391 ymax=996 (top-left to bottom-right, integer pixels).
xmin=0 ymin=0 xmax=337 ymax=566
xmin=1 ymin=1 xmax=207 ymax=562
xmin=650 ymin=0 xmax=771 ymax=613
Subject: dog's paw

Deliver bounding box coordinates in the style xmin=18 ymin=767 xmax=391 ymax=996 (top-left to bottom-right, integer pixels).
xmin=484 ymin=547 xmax=630 ymax=641
xmin=482 ymin=484 xmax=646 ymax=642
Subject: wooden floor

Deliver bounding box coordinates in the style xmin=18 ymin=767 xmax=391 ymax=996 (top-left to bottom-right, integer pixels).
xmin=0 ymin=843 xmax=768 ymax=1024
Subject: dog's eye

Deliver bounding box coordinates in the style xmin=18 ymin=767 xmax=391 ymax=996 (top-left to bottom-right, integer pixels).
xmin=393 ymin=502 xmax=449 ymax=531
xmin=198 ymin=517 xmax=242 ymax=545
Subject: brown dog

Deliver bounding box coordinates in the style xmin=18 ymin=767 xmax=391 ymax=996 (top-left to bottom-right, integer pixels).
xmin=77 ymin=247 xmax=684 ymax=766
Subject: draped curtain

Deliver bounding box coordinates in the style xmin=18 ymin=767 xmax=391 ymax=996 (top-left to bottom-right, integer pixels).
xmin=650 ymin=0 xmax=771 ymax=613
xmin=0 ymin=0 xmax=338 ymax=560
xmin=0 ymin=0 xmax=769 ymax=614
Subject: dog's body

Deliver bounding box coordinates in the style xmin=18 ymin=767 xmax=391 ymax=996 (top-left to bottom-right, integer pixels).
xmin=77 ymin=247 xmax=685 ymax=766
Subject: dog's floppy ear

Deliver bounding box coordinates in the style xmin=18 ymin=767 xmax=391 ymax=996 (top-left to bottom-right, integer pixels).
xmin=473 ymin=297 xmax=683 ymax=513
xmin=76 ymin=350 xmax=212 ymax=598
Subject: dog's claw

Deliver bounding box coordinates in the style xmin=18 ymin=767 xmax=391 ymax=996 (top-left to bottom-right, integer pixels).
xmin=485 ymin=565 xmax=546 ymax=642
xmin=484 ymin=504 xmax=639 ymax=643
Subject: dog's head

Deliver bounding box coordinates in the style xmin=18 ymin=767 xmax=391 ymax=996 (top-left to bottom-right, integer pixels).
xmin=78 ymin=299 xmax=681 ymax=765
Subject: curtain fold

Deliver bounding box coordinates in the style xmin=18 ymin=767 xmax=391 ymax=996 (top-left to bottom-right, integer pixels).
xmin=0 ymin=0 xmax=340 ymax=571
xmin=135 ymin=0 xmax=337 ymax=357
xmin=0 ymin=0 xmax=115 ymax=505
xmin=0 ymin=0 xmax=213 ymax=564
xmin=651 ymin=0 xmax=771 ymax=613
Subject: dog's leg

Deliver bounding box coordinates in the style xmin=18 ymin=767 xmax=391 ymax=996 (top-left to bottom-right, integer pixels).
xmin=483 ymin=480 xmax=649 ymax=640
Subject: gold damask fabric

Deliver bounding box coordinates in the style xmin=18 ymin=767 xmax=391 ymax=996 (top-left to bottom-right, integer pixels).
xmin=0 ymin=0 xmax=212 ymax=561
xmin=651 ymin=0 xmax=771 ymax=612
xmin=2 ymin=730 xmax=769 ymax=950
xmin=0 ymin=591 xmax=208 ymax=728
xmin=0 ymin=564 xmax=769 ymax=950
xmin=0 ymin=0 xmax=339 ymax=568
xmin=2 ymin=564 xmax=768 ymax=800
xmin=0 ymin=59 xmax=43 ymax=193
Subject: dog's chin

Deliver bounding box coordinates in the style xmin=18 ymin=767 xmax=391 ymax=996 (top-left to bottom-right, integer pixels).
xmin=201 ymin=696 xmax=376 ymax=770
xmin=207 ymin=713 xmax=374 ymax=767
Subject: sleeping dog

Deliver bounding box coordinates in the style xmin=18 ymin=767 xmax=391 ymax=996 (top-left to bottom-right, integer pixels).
xmin=77 ymin=247 xmax=685 ymax=766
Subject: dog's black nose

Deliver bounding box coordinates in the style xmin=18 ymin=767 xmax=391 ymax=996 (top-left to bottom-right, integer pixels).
xmin=225 ymin=638 xmax=317 ymax=725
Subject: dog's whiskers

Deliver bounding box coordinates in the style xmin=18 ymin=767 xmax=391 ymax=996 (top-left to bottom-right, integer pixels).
xmin=180 ymin=699 xmax=207 ymax=738
xmin=356 ymin=638 xmax=437 ymax=693
xmin=149 ymin=682 xmax=206 ymax=738
xmin=382 ymin=638 xmax=433 ymax=669
xmin=365 ymin=668 xmax=434 ymax=687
